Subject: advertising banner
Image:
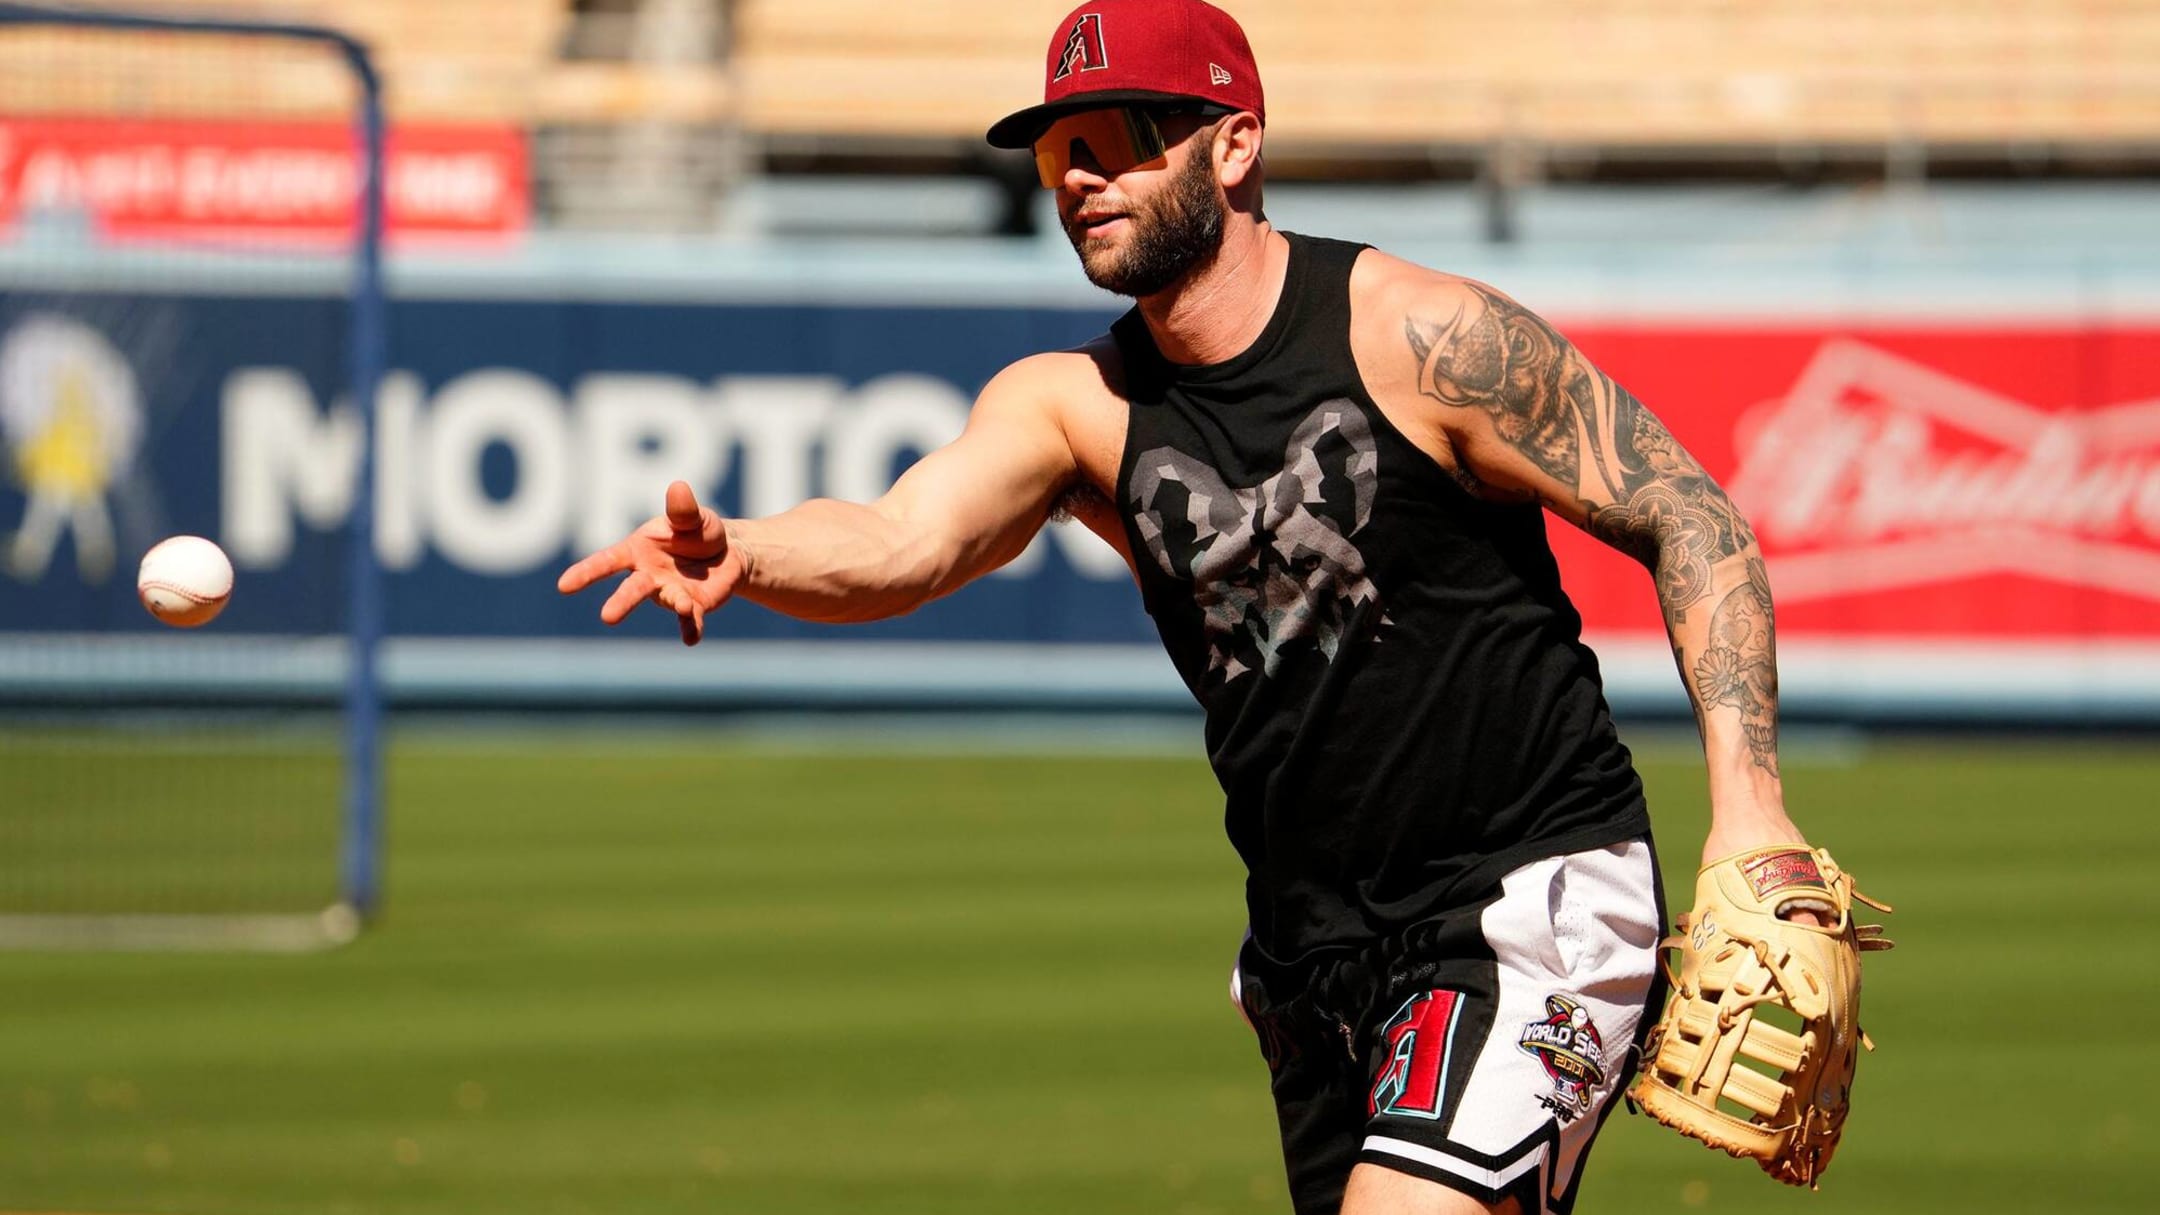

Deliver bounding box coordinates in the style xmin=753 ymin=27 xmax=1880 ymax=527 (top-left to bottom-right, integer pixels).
xmin=1547 ymin=326 xmax=2160 ymax=642
xmin=1 ymin=288 xmax=2154 ymax=711
xmin=0 ymin=292 xmax=1126 ymax=646
xmin=0 ymin=120 xmax=528 ymax=240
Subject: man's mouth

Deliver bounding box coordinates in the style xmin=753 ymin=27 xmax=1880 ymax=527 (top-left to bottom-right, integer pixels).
xmin=1072 ymin=212 xmax=1127 ymax=238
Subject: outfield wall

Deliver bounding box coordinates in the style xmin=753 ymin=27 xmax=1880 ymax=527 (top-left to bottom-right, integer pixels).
xmin=4 ymin=205 xmax=2158 ymax=723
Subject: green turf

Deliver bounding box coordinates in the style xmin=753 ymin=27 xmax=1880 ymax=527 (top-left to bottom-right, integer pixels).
xmin=0 ymin=734 xmax=2152 ymax=1214
xmin=0 ymin=725 xmax=343 ymax=914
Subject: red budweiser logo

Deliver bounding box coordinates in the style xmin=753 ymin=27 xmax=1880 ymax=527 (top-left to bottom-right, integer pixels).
xmin=1727 ymin=340 xmax=2160 ymax=605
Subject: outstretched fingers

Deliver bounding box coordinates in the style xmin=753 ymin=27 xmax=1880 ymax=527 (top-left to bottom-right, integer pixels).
xmin=599 ymin=569 xmax=659 ymax=625
xmin=656 ymin=582 xmax=707 ymax=646
xmin=562 ymin=482 xmax=728 ymax=642
xmin=557 ymin=541 xmax=630 ymax=595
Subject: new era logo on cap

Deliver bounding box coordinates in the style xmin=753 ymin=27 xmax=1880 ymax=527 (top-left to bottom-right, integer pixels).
xmin=985 ymin=0 xmax=1266 ymax=149
xmin=1054 ymin=12 xmax=1109 ymax=81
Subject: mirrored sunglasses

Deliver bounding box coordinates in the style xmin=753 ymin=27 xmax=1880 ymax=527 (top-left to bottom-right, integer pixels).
xmin=1031 ymin=107 xmax=1175 ymax=188
xmin=1032 ymin=105 xmax=1235 ymax=188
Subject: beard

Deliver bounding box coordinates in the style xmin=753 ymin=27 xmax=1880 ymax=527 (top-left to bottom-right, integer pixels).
xmin=1063 ymin=147 xmax=1228 ymax=298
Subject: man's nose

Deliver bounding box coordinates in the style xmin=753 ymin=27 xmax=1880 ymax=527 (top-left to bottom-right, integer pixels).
xmin=1061 ymin=166 xmax=1108 ymax=194
xmin=1060 ymin=139 xmax=1109 ymax=192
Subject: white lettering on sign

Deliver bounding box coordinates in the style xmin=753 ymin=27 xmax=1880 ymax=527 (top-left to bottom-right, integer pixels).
xmin=374 ymin=373 xmax=427 ymax=570
xmin=221 ymin=368 xmax=362 ymax=567
xmin=825 ymin=374 xmax=970 ymax=504
xmin=574 ymin=374 xmax=727 ymax=556
xmin=218 ymin=367 xmax=1131 ymax=583
xmin=716 ymin=376 xmax=841 ymax=521
xmin=180 ymin=148 xmax=348 ymax=221
xmin=0 ymin=121 xmax=525 ymax=236
xmin=425 ymin=371 xmax=573 ymax=575
xmin=394 ymin=152 xmax=508 ymax=223
xmin=1729 ymin=339 xmax=2160 ymax=603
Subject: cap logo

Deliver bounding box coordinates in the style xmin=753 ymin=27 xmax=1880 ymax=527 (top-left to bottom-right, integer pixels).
xmin=1209 ymin=62 xmax=1233 ymax=86
xmin=1053 ymin=12 xmax=1109 ymax=81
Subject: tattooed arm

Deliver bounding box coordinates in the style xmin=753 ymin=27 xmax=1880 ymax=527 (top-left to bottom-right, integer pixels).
xmin=1399 ymin=279 xmax=1801 ymax=866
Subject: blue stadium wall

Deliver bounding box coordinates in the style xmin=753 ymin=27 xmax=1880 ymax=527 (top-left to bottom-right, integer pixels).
xmin=5 ymin=195 xmax=2159 ymax=722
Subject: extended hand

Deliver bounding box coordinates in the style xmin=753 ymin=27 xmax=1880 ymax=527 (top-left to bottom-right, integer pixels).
xmin=557 ymin=481 xmax=741 ymax=646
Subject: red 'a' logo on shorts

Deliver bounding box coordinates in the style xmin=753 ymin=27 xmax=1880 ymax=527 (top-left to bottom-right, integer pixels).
xmin=1053 ymin=13 xmax=1110 ymax=81
xmin=1368 ymin=989 xmax=1463 ymax=1120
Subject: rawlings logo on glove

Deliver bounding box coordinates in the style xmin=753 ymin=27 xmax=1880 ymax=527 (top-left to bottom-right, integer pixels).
xmin=1629 ymin=846 xmax=1894 ymax=1189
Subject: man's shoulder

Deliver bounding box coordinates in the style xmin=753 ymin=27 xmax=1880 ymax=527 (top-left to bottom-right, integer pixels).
xmin=976 ymin=336 xmax=1131 ymax=492
xmin=1347 ymin=245 xmax=1488 ymax=315
xmin=984 ymin=333 xmax=1132 ymax=411
xmin=1340 ymin=245 xmax=1505 ymax=404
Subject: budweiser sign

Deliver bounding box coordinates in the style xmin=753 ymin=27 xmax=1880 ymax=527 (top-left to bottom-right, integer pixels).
xmin=1728 ymin=340 xmax=2160 ymax=605
xmin=1539 ymin=328 xmax=2160 ymax=639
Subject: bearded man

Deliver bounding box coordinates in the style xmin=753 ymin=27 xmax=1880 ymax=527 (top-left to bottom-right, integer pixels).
xmin=561 ymin=3 xmax=1816 ymax=1211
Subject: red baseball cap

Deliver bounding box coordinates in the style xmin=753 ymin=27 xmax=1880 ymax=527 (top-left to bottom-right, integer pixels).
xmin=985 ymin=0 xmax=1265 ymax=149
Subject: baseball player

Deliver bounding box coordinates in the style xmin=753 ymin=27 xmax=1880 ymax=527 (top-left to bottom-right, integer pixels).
xmin=560 ymin=3 xmax=1837 ymax=1211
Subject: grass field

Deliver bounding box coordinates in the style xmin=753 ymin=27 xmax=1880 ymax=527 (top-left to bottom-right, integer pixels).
xmin=0 ymin=729 xmax=2152 ymax=1214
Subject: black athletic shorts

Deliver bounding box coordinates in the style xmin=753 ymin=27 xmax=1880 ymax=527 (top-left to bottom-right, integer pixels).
xmin=1233 ymin=837 xmax=1668 ymax=1215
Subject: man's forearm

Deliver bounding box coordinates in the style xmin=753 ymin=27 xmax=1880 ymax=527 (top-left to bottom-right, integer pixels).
xmin=727 ymin=499 xmax=953 ymax=624
xmin=1662 ymin=542 xmax=1781 ymax=784
xmin=1590 ymin=455 xmax=1783 ymax=796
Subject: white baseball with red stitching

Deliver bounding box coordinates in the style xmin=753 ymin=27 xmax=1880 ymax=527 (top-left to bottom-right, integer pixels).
xmin=136 ymin=536 xmax=233 ymax=628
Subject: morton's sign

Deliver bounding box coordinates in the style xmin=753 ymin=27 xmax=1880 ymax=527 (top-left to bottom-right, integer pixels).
xmin=0 ymin=294 xmax=2154 ymax=653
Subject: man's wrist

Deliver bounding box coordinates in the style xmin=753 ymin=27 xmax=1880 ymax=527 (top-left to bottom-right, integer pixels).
xmin=722 ymin=517 xmax=760 ymax=593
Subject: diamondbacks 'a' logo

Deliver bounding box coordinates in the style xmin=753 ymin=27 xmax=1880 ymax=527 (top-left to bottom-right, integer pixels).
xmin=1368 ymin=989 xmax=1463 ymax=1120
xmin=1053 ymin=13 xmax=1109 ymax=81
xmin=1129 ymin=402 xmax=1381 ymax=685
xmin=1518 ymin=994 xmax=1607 ymax=1122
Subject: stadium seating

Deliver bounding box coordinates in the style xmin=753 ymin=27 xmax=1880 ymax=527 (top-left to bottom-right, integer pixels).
xmin=0 ymin=0 xmax=730 ymax=125
xmin=1 ymin=1 xmax=2154 ymax=190
xmin=731 ymin=0 xmax=2160 ymax=148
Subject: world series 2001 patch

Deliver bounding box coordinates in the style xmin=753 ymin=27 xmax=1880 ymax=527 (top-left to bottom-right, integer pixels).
xmin=1519 ymin=994 xmax=1606 ymax=1122
xmin=1742 ymin=849 xmax=1828 ymax=900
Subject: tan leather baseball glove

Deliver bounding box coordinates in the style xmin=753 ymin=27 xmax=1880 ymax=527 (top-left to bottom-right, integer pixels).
xmin=1630 ymin=846 xmax=1894 ymax=1189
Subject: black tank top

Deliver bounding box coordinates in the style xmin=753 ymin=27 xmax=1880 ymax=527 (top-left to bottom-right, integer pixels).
xmin=1112 ymin=232 xmax=1650 ymax=971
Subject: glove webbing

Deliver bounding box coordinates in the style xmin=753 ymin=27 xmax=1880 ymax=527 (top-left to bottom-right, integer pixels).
xmin=1633 ymin=852 xmax=1894 ymax=1190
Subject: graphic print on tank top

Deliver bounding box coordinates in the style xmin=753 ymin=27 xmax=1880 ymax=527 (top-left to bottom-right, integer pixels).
xmin=1127 ymin=401 xmax=1383 ymax=684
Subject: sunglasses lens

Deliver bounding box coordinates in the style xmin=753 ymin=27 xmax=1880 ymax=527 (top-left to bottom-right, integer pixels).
xmin=1032 ymin=108 xmax=1169 ymax=187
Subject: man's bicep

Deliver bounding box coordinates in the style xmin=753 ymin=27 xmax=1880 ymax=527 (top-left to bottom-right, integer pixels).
xmin=1403 ymin=281 xmax=1750 ymax=582
xmin=1401 ymin=280 xmax=1596 ymax=503
xmin=875 ymin=359 xmax=1080 ymax=580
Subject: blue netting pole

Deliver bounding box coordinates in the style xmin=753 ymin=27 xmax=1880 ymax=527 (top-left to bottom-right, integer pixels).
xmin=0 ymin=3 xmax=391 ymax=925
xmin=337 ymin=36 xmax=387 ymax=923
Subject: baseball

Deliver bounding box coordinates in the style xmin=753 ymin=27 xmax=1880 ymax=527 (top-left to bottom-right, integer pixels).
xmin=137 ymin=535 xmax=233 ymax=628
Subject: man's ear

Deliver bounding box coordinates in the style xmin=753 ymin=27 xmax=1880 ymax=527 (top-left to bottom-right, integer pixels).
xmin=1215 ymin=111 xmax=1264 ymax=190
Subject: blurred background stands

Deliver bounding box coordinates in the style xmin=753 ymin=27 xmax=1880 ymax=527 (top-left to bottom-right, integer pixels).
xmin=3 ymin=0 xmax=2155 ymax=238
